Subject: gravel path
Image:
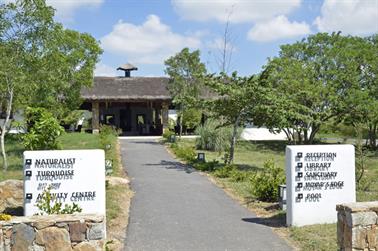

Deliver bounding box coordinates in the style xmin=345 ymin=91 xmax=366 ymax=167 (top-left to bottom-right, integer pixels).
xmin=121 ymin=138 xmax=293 ymax=251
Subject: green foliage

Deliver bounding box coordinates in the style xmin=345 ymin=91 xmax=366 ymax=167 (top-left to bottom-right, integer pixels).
xmin=60 ymin=110 xmax=84 ymax=126
xmin=195 ymin=119 xmax=240 ymax=153
xmin=22 ymin=107 xmax=64 ymax=150
xmin=170 ymin=143 xmax=196 ymax=162
xmin=0 ymin=213 xmax=12 ymax=221
xmin=182 ymin=108 xmax=202 ymax=130
xmin=164 ymin=48 xmax=207 ymax=136
xmin=0 ymin=0 xmax=101 ymax=170
xmin=205 ymin=72 xmax=262 ymax=163
xmin=213 ymin=165 xmax=237 ymax=178
xmin=193 ymin=160 xmax=219 ymax=172
xmin=258 ymin=33 xmax=378 ymax=145
xmin=249 ymin=160 xmax=285 ymax=202
xmin=36 ymin=185 xmax=82 ymax=215
xmin=99 ymin=124 xmax=121 ymax=152
xmin=162 ymin=130 xmax=175 ymax=142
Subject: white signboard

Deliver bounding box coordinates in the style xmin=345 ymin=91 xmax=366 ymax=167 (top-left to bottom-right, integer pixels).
xmin=23 ymin=150 xmax=105 ymax=216
xmin=286 ymin=145 xmax=355 ymax=226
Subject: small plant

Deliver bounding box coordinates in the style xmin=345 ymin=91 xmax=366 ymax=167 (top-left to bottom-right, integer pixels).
xmin=229 ymin=169 xmax=249 ymax=182
xmin=195 ymin=119 xmax=241 ymax=154
xmin=163 ymin=130 xmax=175 ymax=142
xmin=99 ymin=124 xmax=121 ymax=151
xmin=193 ymin=160 xmax=219 ymax=172
xmin=22 ymin=107 xmax=64 ymax=150
xmin=0 ymin=214 xmax=12 ymax=221
xmin=213 ymin=165 xmax=236 ymax=178
xmin=249 ymin=160 xmax=285 ymax=202
xmin=171 ymin=144 xmax=197 ymax=162
xmin=36 ymin=186 xmax=82 ymax=215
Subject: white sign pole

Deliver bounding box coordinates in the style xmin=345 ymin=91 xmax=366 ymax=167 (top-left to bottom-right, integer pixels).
xmin=286 ymin=145 xmax=356 ymax=226
xmin=23 ymin=150 xmax=105 ymax=216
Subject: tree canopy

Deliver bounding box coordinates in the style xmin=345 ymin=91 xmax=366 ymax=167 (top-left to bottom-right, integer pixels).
xmin=0 ymin=0 xmax=102 ymax=170
xmin=256 ymin=32 xmax=377 ymax=144
xmin=164 ymin=48 xmax=206 ymax=136
xmin=205 ymin=72 xmax=264 ymax=163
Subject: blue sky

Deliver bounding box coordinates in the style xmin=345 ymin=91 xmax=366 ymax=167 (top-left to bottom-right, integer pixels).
xmin=6 ymin=0 xmax=378 ymax=77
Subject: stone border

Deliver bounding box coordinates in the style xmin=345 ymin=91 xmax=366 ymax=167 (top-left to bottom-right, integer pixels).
xmin=0 ymin=213 xmax=105 ymax=251
xmin=337 ymin=202 xmax=378 ymax=250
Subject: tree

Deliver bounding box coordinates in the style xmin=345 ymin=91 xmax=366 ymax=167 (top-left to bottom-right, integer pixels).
xmin=205 ymin=72 xmax=263 ymax=164
xmin=342 ymin=35 xmax=378 ymax=149
xmin=164 ymin=48 xmax=207 ymax=136
xmin=257 ymin=33 xmax=362 ymax=144
xmin=0 ymin=0 xmax=102 ymax=170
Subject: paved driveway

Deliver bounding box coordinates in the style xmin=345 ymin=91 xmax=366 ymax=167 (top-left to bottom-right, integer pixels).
xmin=121 ymin=138 xmax=293 ymax=251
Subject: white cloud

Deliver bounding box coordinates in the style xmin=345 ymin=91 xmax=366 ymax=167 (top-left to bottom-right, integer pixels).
xmin=248 ymin=15 xmax=311 ymax=42
xmin=95 ymin=63 xmax=117 ymax=77
xmin=314 ymin=0 xmax=378 ymax=35
xmin=0 ymin=0 xmax=104 ymax=22
xmin=171 ymin=0 xmax=301 ymax=23
xmin=47 ymin=0 xmax=104 ymax=21
xmin=101 ymin=15 xmax=202 ymax=65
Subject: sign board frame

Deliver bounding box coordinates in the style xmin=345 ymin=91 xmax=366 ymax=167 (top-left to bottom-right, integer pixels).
xmin=286 ymin=145 xmax=356 ymax=226
xmin=23 ymin=149 xmax=105 ymax=216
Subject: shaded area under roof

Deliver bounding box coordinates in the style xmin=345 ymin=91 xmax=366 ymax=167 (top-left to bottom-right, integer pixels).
xmin=81 ymin=77 xmax=171 ymax=101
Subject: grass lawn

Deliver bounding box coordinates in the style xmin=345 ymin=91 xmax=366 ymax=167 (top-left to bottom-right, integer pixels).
xmin=168 ymin=138 xmax=378 ymax=251
xmin=0 ymin=133 xmax=102 ymax=181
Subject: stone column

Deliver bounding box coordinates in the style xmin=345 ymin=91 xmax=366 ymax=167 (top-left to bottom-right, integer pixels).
xmin=92 ymin=101 xmax=100 ymax=134
xmin=336 ymin=202 xmax=378 ymax=250
xmin=161 ymin=102 xmax=169 ymax=132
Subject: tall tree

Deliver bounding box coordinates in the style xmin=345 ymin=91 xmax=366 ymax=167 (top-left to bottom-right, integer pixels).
xmin=0 ymin=0 xmax=102 ymax=170
xmin=205 ymin=72 xmax=263 ymax=164
xmin=342 ymin=34 xmax=378 ymax=149
xmin=258 ymin=33 xmax=360 ymax=144
xmin=164 ymin=48 xmax=206 ymax=136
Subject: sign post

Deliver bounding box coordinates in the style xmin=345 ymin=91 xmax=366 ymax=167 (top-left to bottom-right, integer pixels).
xmin=23 ymin=149 xmax=105 ymax=216
xmin=286 ymin=145 xmax=355 ymax=226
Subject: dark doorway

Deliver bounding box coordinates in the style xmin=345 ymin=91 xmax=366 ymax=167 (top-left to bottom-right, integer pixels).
xmin=120 ymin=109 xmax=131 ymax=132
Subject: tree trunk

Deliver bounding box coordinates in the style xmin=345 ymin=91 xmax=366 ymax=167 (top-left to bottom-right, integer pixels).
xmin=228 ymin=113 xmax=241 ymax=164
xmin=308 ymin=125 xmax=320 ymax=144
xmin=368 ymin=124 xmax=377 ymax=149
xmin=1 ymin=85 xmax=13 ymax=171
xmin=179 ymin=111 xmax=183 ymax=138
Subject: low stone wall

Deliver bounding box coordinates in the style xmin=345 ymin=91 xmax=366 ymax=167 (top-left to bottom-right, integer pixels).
xmin=337 ymin=201 xmax=378 ymax=251
xmin=0 ymin=214 xmax=105 ymax=251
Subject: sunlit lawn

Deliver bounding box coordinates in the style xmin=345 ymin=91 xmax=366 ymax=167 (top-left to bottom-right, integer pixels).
xmin=0 ymin=132 xmax=102 ymax=181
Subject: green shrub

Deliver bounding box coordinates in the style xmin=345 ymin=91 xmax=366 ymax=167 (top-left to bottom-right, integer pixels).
xmin=22 ymin=107 xmax=64 ymax=150
xmin=163 ymin=130 xmax=175 ymax=142
xmin=195 ymin=119 xmax=241 ymax=153
xmin=213 ymin=165 xmax=236 ymax=178
xmin=193 ymin=160 xmax=219 ymax=172
xmin=229 ymin=169 xmax=250 ymax=182
xmin=171 ymin=144 xmax=196 ymax=162
xmin=182 ymin=108 xmax=202 ymax=130
xmin=99 ymin=124 xmax=121 ymax=151
xmin=36 ymin=186 xmax=82 ymax=215
xmin=249 ymin=160 xmax=285 ymax=202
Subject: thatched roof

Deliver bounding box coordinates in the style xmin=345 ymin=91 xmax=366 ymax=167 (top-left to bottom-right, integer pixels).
xmin=81 ymin=77 xmax=171 ymax=101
